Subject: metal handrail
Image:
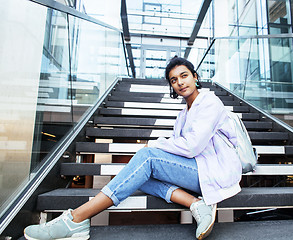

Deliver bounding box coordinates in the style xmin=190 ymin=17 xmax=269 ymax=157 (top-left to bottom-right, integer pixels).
xmin=214 ymin=33 xmax=293 ymax=40
xmin=29 ymin=0 xmax=122 ymax=32
xmin=195 ymin=38 xmax=215 ymax=71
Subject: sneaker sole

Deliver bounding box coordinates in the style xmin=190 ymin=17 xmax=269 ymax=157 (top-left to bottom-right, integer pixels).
xmin=197 ymin=204 xmax=217 ymax=240
xmin=24 ymin=232 xmax=90 ymax=240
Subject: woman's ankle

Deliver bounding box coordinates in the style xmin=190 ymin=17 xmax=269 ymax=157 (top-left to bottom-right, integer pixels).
xmin=71 ymin=209 xmax=83 ymax=223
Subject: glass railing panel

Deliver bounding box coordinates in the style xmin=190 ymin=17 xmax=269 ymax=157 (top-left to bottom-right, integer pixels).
xmin=31 ymin=9 xmax=72 ymax=171
xmin=66 ymin=17 xmax=126 ymax=123
xmin=0 ymin=0 xmax=127 ymax=220
xmin=67 ymin=15 xmax=106 ymax=123
xmin=105 ymin=28 xmax=124 ymax=89
xmin=0 ymin=0 xmax=49 ymax=216
xmin=196 ymin=36 xmax=293 ymax=125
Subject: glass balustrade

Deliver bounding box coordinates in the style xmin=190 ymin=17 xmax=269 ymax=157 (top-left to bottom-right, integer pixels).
xmin=196 ymin=35 xmax=293 ymax=126
xmin=0 ymin=0 xmax=128 ymax=218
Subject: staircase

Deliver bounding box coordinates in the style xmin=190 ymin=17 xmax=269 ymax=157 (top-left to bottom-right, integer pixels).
xmin=34 ymin=78 xmax=293 ymax=239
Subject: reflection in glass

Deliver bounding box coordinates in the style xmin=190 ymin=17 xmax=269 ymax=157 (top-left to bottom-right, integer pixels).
xmin=0 ymin=0 xmax=48 ymax=216
xmin=268 ymin=0 xmax=290 ymax=24
xmin=197 ymin=36 xmax=293 ymax=123
xmin=31 ymin=9 xmax=71 ymax=171
xmin=0 ymin=0 xmax=127 ymax=220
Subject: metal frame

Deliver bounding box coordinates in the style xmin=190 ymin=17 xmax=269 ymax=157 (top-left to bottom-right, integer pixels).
xmin=121 ymin=0 xmax=130 ymax=41
xmin=139 ymin=45 xmax=180 ymax=78
xmin=121 ymin=0 xmax=136 ymax=78
xmin=142 ymin=2 xmax=162 ymax=25
xmin=29 ymin=0 xmax=121 ymax=32
xmin=184 ymin=0 xmax=212 ymax=58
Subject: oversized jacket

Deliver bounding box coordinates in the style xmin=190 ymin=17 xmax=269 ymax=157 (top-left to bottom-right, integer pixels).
xmin=148 ymin=91 xmax=242 ymax=205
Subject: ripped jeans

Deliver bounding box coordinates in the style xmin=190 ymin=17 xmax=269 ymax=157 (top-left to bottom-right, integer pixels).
xmin=101 ymin=147 xmax=201 ymax=206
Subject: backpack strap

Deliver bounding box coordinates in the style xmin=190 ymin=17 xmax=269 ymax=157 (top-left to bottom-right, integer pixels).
xmin=216 ymin=130 xmax=235 ymax=149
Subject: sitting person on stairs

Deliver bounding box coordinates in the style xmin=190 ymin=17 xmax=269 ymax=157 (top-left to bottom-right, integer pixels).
xmin=24 ymin=56 xmax=242 ymax=240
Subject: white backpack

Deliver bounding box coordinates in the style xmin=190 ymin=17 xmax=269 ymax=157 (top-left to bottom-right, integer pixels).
xmin=217 ymin=111 xmax=258 ymax=173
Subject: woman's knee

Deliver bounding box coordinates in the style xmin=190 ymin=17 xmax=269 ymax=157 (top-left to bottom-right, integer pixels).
xmin=136 ymin=146 xmax=156 ymax=156
xmin=130 ymin=147 xmax=159 ymax=165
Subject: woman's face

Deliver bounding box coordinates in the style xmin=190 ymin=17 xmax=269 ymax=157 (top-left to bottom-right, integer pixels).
xmin=169 ymin=65 xmax=199 ymax=101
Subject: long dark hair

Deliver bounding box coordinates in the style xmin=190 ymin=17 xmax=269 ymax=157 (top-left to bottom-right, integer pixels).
xmin=165 ymin=56 xmax=202 ymax=99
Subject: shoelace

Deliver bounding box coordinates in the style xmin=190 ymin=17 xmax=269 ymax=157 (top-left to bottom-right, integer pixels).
xmin=45 ymin=210 xmax=70 ymax=227
xmin=193 ymin=207 xmax=201 ymax=223
xmin=191 ymin=202 xmax=204 ymax=223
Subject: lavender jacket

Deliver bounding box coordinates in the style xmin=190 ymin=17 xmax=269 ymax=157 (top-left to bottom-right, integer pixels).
xmin=148 ymin=91 xmax=242 ymax=205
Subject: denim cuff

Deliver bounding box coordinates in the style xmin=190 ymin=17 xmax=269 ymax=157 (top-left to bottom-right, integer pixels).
xmin=101 ymin=185 xmax=120 ymax=206
xmin=165 ymin=185 xmax=180 ymax=203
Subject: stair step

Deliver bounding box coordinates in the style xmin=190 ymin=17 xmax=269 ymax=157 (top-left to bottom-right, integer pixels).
xmin=119 ymin=79 xmax=169 ymax=85
xmin=111 ymin=90 xmax=228 ymax=97
xmin=115 ymin=84 xmax=220 ymax=92
xmin=120 ymin=78 xmax=214 ymax=88
xmin=99 ymin=108 xmax=254 ymax=118
xmin=94 ymin=116 xmax=272 ymax=130
xmin=89 ymin=220 xmax=293 ymax=240
xmin=104 ymin=101 xmax=247 ymax=110
xmin=108 ymin=94 xmax=235 ymax=103
xmin=85 ymin=128 xmax=288 ymax=141
xmin=75 ymin=143 xmax=291 ymax=155
xmin=120 ymin=78 xmax=169 ymax=85
xmin=114 ymin=85 xmax=221 ymax=94
xmin=61 ymin=163 xmax=293 ymax=176
xmin=37 ymin=187 xmax=293 ymax=211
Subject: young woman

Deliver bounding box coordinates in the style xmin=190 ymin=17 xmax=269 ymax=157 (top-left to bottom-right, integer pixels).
xmin=24 ymin=57 xmax=242 ymax=240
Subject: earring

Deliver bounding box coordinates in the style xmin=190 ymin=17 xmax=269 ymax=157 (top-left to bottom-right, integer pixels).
xmin=195 ymin=81 xmax=199 ymax=87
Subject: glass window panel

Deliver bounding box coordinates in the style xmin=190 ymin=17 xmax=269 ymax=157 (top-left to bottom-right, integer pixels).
xmin=268 ymin=0 xmax=289 ymax=24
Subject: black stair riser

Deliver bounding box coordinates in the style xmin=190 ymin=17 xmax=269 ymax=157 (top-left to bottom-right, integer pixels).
xmin=75 ymin=143 xmax=293 ymax=155
xmin=85 ymin=128 xmax=288 ymax=141
xmin=94 ymin=117 xmax=272 ymax=130
xmin=104 ymin=101 xmax=244 ymax=108
xmin=61 ymin=162 xmax=293 ymax=177
xmin=61 ymin=163 xmax=103 ymax=175
xmin=108 ymin=95 xmax=235 ymax=103
xmin=98 ymin=109 xmax=255 ymax=117
xmin=115 ymin=84 xmax=220 ymax=92
xmin=111 ymin=90 xmax=228 ymax=97
xmin=120 ymin=78 xmax=216 ymax=88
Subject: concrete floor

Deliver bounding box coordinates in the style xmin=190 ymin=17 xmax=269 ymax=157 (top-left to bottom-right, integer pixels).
xmin=90 ymin=220 xmax=293 ymax=240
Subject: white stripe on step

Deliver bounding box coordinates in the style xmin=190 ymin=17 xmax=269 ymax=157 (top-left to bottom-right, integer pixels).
xmin=109 ymin=143 xmax=144 ymax=152
xmin=120 ymin=108 xmax=241 ymax=117
xmin=89 ymin=196 xmax=147 ymax=209
xmin=129 ymin=86 xmax=211 ymax=93
xmin=254 ymin=146 xmax=285 ymax=154
xmin=100 ymin=164 xmax=125 ymax=175
xmin=96 ymin=163 xmax=293 ymax=176
xmin=109 ymin=196 xmax=147 ymax=210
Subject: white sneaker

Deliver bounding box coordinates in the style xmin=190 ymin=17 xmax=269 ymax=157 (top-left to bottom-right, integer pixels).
xmin=24 ymin=209 xmax=90 ymax=240
xmin=190 ymin=200 xmax=217 ymax=239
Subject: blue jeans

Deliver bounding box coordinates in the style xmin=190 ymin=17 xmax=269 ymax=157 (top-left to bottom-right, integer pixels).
xmin=101 ymin=147 xmax=201 ymax=206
